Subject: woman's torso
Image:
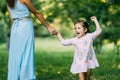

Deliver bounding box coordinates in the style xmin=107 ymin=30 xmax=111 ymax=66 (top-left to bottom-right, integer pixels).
xmin=8 ymin=0 xmax=30 ymax=19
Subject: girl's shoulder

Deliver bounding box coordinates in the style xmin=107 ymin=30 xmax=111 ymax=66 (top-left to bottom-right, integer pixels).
xmin=86 ymin=33 xmax=93 ymax=37
xmin=84 ymin=33 xmax=93 ymax=40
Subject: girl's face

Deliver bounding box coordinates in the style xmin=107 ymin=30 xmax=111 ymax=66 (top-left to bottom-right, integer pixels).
xmin=74 ymin=23 xmax=87 ymax=38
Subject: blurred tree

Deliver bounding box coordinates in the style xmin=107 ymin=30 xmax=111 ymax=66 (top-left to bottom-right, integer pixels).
xmin=0 ymin=0 xmax=120 ymax=48
xmin=0 ymin=0 xmax=8 ymax=43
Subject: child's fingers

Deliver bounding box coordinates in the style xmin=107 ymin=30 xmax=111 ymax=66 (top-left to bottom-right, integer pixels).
xmin=91 ymin=16 xmax=97 ymax=21
xmin=90 ymin=17 xmax=94 ymax=21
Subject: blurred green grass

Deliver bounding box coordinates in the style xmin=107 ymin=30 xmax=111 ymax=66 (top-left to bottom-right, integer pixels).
xmin=0 ymin=38 xmax=120 ymax=80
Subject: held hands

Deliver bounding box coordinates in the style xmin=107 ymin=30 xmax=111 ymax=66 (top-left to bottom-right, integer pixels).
xmin=47 ymin=26 xmax=58 ymax=35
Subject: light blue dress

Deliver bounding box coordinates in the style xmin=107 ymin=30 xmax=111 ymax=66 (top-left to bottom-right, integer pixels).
xmin=7 ymin=0 xmax=36 ymax=80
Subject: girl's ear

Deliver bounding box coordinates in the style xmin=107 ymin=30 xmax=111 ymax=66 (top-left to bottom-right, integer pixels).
xmin=85 ymin=28 xmax=88 ymax=33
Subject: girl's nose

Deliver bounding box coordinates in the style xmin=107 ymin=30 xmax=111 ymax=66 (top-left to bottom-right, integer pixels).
xmin=76 ymin=30 xmax=78 ymax=32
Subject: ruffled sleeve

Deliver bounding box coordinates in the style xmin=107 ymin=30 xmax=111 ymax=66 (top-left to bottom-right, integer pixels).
xmin=91 ymin=28 xmax=102 ymax=40
xmin=60 ymin=38 xmax=75 ymax=46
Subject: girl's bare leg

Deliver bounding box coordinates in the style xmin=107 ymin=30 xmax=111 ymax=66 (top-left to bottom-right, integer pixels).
xmin=85 ymin=69 xmax=91 ymax=80
xmin=79 ymin=72 xmax=85 ymax=80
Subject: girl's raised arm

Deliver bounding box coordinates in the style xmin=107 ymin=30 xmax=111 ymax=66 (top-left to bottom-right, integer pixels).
xmin=91 ymin=16 xmax=102 ymax=38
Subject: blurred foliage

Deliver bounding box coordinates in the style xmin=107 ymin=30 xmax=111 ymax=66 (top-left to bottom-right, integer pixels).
xmin=0 ymin=0 xmax=9 ymax=43
xmin=0 ymin=38 xmax=120 ymax=80
xmin=0 ymin=0 xmax=120 ymax=43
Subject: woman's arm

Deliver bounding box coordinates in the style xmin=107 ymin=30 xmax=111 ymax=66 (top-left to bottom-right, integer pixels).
xmin=21 ymin=0 xmax=57 ymax=35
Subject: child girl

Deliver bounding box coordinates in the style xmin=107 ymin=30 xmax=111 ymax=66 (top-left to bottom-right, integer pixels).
xmin=57 ymin=16 xmax=102 ymax=80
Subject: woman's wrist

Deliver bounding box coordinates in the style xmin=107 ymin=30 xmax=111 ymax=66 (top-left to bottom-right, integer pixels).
xmin=46 ymin=25 xmax=50 ymax=28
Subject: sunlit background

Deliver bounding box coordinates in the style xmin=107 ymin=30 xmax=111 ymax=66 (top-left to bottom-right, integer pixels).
xmin=0 ymin=0 xmax=120 ymax=80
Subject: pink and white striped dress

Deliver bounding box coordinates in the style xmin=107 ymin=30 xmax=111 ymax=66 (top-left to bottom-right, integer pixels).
xmin=60 ymin=28 xmax=102 ymax=74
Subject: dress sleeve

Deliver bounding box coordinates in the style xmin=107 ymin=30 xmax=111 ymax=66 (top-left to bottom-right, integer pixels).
xmin=91 ymin=28 xmax=102 ymax=40
xmin=60 ymin=38 xmax=75 ymax=46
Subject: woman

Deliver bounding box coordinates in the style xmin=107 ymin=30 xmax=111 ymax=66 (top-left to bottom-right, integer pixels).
xmin=6 ymin=0 xmax=57 ymax=79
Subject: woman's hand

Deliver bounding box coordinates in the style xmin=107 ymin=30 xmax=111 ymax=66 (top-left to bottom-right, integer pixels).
xmin=47 ymin=26 xmax=58 ymax=35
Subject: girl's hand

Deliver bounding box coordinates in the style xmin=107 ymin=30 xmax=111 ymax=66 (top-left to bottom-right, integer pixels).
xmin=47 ymin=26 xmax=58 ymax=35
xmin=90 ymin=16 xmax=97 ymax=22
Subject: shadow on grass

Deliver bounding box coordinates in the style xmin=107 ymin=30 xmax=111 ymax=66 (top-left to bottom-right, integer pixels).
xmin=35 ymin=51 xmax=78 ymax=80
xmin=0 ymin=49 xmax=120 ymax=80
xmin=0 ymin=46 xmax=8 ymax=80
xmin=35 ymin=50 xmax=120 ymax=80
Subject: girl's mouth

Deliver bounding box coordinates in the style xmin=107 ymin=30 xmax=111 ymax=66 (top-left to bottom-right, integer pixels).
xmin=77 ymin=32 xmax=80 ymax=34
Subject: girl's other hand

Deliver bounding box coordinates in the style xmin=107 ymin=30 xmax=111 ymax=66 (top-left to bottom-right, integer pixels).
xmin=47 ymin=26 xmax=58 ymax=35
xmin=90 ymin=16 xmax=97 ymax=22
